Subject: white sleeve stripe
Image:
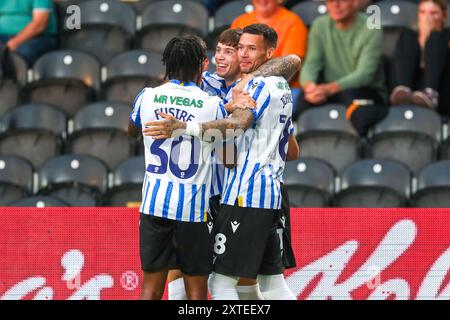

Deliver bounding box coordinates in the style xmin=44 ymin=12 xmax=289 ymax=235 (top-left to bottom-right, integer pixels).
xmin=219 ymin=102 xmax=227 ymax=118
xmin=130 ymin=89 xmax=145 ymax=126
xmin=256 ymin=94 xmax=271 ymax=120
xmin=202 ymin=77 xmax=222 ymax=96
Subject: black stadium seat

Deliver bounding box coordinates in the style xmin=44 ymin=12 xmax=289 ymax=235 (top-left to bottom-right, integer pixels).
xmin=20 ymin=50 xmax=100 ymax=117
xmin=296 ymin=104 xmax=360 ymax=173
xmin=107 ymin=156 xmax=145 ymax=206
xmin=334 ymin=159 xmax=411 ymax=207
xmin=291 ymin=1 xmax=328 ymax=26
xmin=123 ymin=0 xmax=157 ymax=12
xmin=211 ymin=0 xmax=253 ymax=40
xmin=67 ymin=101 xmax=134 ymax=169
xmin=206 ymin=50 xmax=218 ymax=73
xmin=0 ymin=155 xmax=34 ymax=206
xmin=0 ymin=53 xmax=27 ymax=118
xmin=62 ymin=0 xmax=136 ymax=64
xmin=103 ymin=50 xmax=164 ymax=104
xmin=366 ymin=105 xmax=442 ymax=174
xmin=283 ymin=157 xmax=335 ymax=207
xmin=439 ymin=118 xmax=450 ymax=160
xmin=0 ymin=103 xmax=67 ymax=168
xmin=137 ymin=0 xmax=209 ymax=52
xmin=10 ymin=196 xmax=70 ymax=207
xmin=38 ymin=154 xmax=109 ymax=206
xmin=377 ymin=1 xmax=418 ymax=58
xmin=411 ymin=161 xmax=450 ymax=207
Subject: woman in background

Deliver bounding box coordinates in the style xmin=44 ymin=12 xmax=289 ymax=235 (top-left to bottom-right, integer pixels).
xmin=390 ymin=0 xmax=449 ymax=117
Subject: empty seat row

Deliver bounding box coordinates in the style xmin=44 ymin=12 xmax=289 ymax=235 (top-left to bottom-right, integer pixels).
xmin=0 ymin=102 xmax=141 ymax=169
xmin=0 ymin=49 xmax=164 ymax=117
xmin=284 ymin=158 xmax=450 ymax=208
xmin=0 ymin=154 xmax=145 ymax=207
xmin=5 ymin=154 xmax=449 ymax=208
xmin=296 ymin=104 xmax=450 ymax=174
xmin=2 ymin=102 xmax=450 ymax=174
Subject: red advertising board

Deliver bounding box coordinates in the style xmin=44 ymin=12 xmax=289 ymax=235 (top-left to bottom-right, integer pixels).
xmin=0 ymin=208 xmax=449 ymax=300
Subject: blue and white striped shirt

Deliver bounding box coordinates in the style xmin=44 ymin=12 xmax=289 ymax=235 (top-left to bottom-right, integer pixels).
xmin=130 ymin=80 xmax=226 ymax=222
xmin=200 ymin=71 xmax=238 ymax=196
xmin=221 ymin=76 xmax=294 ymax=209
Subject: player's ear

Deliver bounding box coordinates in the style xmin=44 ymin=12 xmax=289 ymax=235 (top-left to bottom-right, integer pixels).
xmin=266 ymin=47 xmax=275 ymax=60
xmin=202 ymin=58 xmax=210 ymax=73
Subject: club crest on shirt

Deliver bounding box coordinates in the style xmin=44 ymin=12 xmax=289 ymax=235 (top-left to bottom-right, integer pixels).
xmin=250 ymin=81 xmax=260 ymax=90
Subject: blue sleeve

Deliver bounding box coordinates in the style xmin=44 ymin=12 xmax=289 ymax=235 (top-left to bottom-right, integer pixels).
xmin=201 ymin=71 xmax=226 ymax=98
xmin=215 ymin=100 xmax=228 ymax=120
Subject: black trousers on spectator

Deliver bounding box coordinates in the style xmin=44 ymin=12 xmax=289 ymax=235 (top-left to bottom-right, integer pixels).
xmin=393 ymin=29 xmax=450 ymax=117
xmin=296 ymin=87 xmax=389 ymax=136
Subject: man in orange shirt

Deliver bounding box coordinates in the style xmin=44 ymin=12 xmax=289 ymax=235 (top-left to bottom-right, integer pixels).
xmin=231 ymin=0 xmax=307 ymax=94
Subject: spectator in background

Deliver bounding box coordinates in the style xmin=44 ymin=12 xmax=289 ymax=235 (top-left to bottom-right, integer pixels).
xmin=390 ymin=0 xmax=450 ymax=118
xmin=230 ymin=0 xmax=308 ymax=115
xmin=299 ymin=0 xmax=387 ymax=136
xmin=0 ymin=0 xmax=58 ymax=66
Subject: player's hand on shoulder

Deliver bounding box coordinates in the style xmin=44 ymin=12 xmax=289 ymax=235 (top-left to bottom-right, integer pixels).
xmin=227 ymin=91 xmax=256 ymax=113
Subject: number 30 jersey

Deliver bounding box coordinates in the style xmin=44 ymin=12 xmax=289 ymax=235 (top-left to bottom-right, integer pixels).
xmin=130 ymin=80 xmax=227 ymax=222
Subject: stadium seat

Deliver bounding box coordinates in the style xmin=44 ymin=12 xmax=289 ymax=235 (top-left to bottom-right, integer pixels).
xmin=365 ymin=105 xmax=441 ymax=174
xmin=10 ymin=52 xmax=28 ymax=85
xmin=439 ymin=118 xmax=450 ymax=160
xmin=61 ymin=0 xmax=136 ymax=64
xmin=106 ymin=156 xmax=145 ymax=206
xmin=411 ymin=160 xmax=450 ymax=207
xmin=20 ymin=50 xmax=100 ymax=117
xmin=283 ymin=157 xmax=335 ymax=207
xmin=0 ymin=155 xmax=34 ymax=206
xmin=38 ymin=154 xmax=108 ymax=206
xmin=210 ymin=0 xmax=253 ymax=44
xmin=10 ymin=196 xmax=70 ymax=207
xmin=137 ymin=0 xmax=209 ymax=52
xmin=0 ymin=104 xmax=67 ymax=168
xmin=0 ymin=53 xmax=27 ymax=118
xmin=207 ymin=50 xmax=218 ymax=73
xmin=291 ymin=1 xmax=328 ymax=26
xmin=103 ymin=50 xmax=164 ymax=104
xmin=296 ymin=104 xmax=360 ymax=173
xmin=67 ymin=101 xmax=134 ymax=169
xmin=122 ymin=0 xmax=155 ymax=12
xmin=333 ymin=159 xmax=411 ymax=207
xmin=377 ymin=1 xmax=418 ymax=57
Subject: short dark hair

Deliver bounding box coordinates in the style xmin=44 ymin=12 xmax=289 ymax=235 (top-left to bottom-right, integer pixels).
xmin=218 ymin=28 xmax=243 ymax=48
xmin=162 ymin=35 xmax=207 ymax=82
xmin=242 ymin=24 xmax=278 ymax=49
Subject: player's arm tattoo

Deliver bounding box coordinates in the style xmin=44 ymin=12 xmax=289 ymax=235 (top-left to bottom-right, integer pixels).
xmin=232 ymin=55 xmax=301 ymax=96
xmin=143 ymin=108 xmax=254 ymax=141
xmin=200 ymin=108 xmax=254 ymax=137
xmin=252 ymin=54 xmax=301 ymax=81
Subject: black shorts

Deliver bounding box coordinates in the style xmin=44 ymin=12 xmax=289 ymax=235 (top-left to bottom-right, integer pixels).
xmin=280 ymin=183 xmax=297 ymax=269
xmin=209 ymin=194 xmax=221 ymax=221
xmin=139 ymin=213 xmax=213 ymax=276
xmin=212 ymin=204 xmax=284 ymax=279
